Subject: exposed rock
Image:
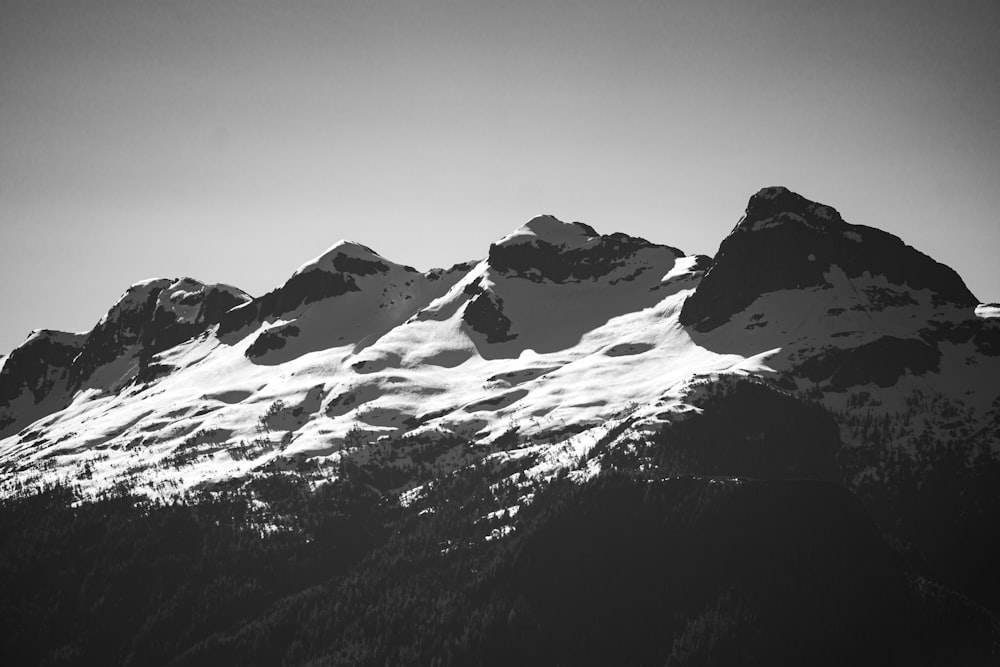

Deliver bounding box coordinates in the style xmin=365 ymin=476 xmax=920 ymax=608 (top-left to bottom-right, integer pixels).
xmin=139 ymin=280 xmax=250 ymax=366
xmin=69 ymin=280 xmax=172 ymax=386
xmin=246 ymin=324 xmax=301 ymax=359
xmin=489 ymin=215 xmax=682 ymax=283
xmin=680 ymin=187 xmax=978 ymax=331
xmin=0 ymin=330 xmax=86 ymax=436
xmin=463 ymin=291 xmax=517 ymax=343
xmin=795 ymin=336 xmax=941 ymax=390
xmin=922 ymin=318 xmax=1000 ymax=357
xmin=72 ymin=279 xmax=251 ymax=387
xmin=330 ymin=253 xmax=389 ymax=276
xmin=218 ymin=243 xmax=413 ymax=338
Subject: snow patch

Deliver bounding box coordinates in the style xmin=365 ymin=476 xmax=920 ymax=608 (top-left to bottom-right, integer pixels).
xmin=494 ymin=215 xmax=595 ymax=250
xmin=975 ymin=303 xmax=1000 ymax=319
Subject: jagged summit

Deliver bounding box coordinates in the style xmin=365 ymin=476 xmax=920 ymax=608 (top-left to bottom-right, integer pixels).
xmin=96 ymin=279 xmax=175 ymax=325
xmin=736 ymin=186 xmax=844 ymax=233
xmin=73 ymin=277 xmax=251 ymax=387
xmin=680 ymin=186 xmax=978 ymax=331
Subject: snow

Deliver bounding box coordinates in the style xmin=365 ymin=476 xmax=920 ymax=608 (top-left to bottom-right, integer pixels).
xmin=21 ymin=329 xmax=87 ymax=347
xmin=975 ymin=303 xmax=1000 ymax=319
xmin=493 ymin=214 xmax=595 ymax=250
xmin=1 ymin=214 xmax=996 ymax=504
xmin=292 ymin=240 xmax=386 ymax=277
xmin=1 ymin=243 xmax=741 ymax=499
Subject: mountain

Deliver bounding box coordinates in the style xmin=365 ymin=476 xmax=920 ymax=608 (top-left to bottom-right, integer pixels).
xmin=1 ymin=188 xmax=998 ymax=665
xmin=0 ymin=278 xmax=250 ymax=440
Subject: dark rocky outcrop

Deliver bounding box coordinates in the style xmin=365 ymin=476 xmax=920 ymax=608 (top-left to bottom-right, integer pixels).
xmin=71 ymin=279 xmax=250 ymax=387
xmin=463 ymin=290 xmax=516 ymax=343
xmin=923 ymin=318 xmax=1000 ymax=357
xmin=69 ymin=280 xmax=172 ymax=386
xmin=796 ymin=336 xmax=941 ymax=391
xmin=218 ymin=271 xmax=360 ymax=337
xmin=426 ymin=261 xmax=477 ymax=283
xmin=0 ymin=278 xmax=251 ymax=434
xmin=489 ymin=224 xmax=682 ymax=284
xmin=138 ymin=281 xmax=250 ymax=366
xmin=0 ymin=330 xmax=86 ymax=435
xmin=245 ymin=324 xmax=301 ymax=360
xmin=330 ymin=253 xmax=389 ymax=276
xmin=218 ymin=248 xmax=408 ymax=338
xmin=680 ymin=187 xmax=978 ymax=331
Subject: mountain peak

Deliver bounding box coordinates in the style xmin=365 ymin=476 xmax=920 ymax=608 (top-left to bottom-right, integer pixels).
xmin=680 ymin=188 xmax=978 ymax=331
xmin=292 ymin=240 xmax=390 ymax=278
xmin=736 ymin=186 xmax=844 ymax=234
xmin=494 ymin=214 xmax=599 ymax=251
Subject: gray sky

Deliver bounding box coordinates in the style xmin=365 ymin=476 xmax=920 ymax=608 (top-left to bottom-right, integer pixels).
xmin=2 ymin=0 xmax=998 ymax=355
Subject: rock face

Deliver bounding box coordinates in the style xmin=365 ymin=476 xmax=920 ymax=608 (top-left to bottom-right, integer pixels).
xmin=795 ymin=336 xmax=942 ymax=391
xmin=462 ymin=290 xmax=517 ymax=343
xmin=84 ymin=280 xmax=249 ymax=378
xmin=456 ymin=214 xmax=686 ymax=354
xmin=0 ymin=330 xmax=86 ymax=436
xmin=141 ymin=279 xmax=251 ymax=364
xmin=71 ymin=278 xmax=251 ymax=387
xmin=679 ymin=186 xmax=978 ymax=331
xmin=487 ymin=214 xmax=682 ymax=283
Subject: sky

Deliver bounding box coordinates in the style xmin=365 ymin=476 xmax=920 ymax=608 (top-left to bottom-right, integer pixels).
xmin=2 ymin=0 xmax=999 ymax=355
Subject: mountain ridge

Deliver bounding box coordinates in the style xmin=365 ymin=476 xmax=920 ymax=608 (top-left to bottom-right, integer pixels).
xmin=2 ymin=186 xmax=999 ymax=664
xmin=1 ymin=187 xmax=996 ymax=495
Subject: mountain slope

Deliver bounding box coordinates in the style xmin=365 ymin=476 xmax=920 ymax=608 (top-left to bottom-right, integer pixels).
xmin=1 ymin=191 xmax=996 ymax=509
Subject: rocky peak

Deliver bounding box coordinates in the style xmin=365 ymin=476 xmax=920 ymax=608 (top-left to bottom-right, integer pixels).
xmin=70 ymin=278 xmax=251 ymax=388
xmin=219 ymin=241 xmax=417 ymax=338
xmin=488 ymin=215 xmax=681 ymax=283
xmin=0 ymin=329 xmax=86 ymax=436
xmin=736 ymin=186 xmax=845 ymax=233
xmin=138 ymin=279 xmax=251 ymax=366
xmin=1 ymin=329 xmax=86 ymax=392
xmin=494 ymin=215 xmax=599 ymax=251
xmin=680 ymin=187 xmax=978 ymax=331
xmin=152 ymin=279 xmax=250 ymax=325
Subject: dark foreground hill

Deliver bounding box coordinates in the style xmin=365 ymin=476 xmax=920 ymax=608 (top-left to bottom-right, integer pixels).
xmin=3 ymin=469 xmax=998 ymax=667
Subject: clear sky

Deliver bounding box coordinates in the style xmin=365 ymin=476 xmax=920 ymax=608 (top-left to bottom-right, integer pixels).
xmin=2 ymin=0 xmax=998 ymax=355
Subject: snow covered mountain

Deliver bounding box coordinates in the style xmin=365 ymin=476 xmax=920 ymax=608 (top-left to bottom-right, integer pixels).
xmin=1 ymin=187 xmax=996 ymax=506
xmin=3 ymin=186 xmax=999 ymax=665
